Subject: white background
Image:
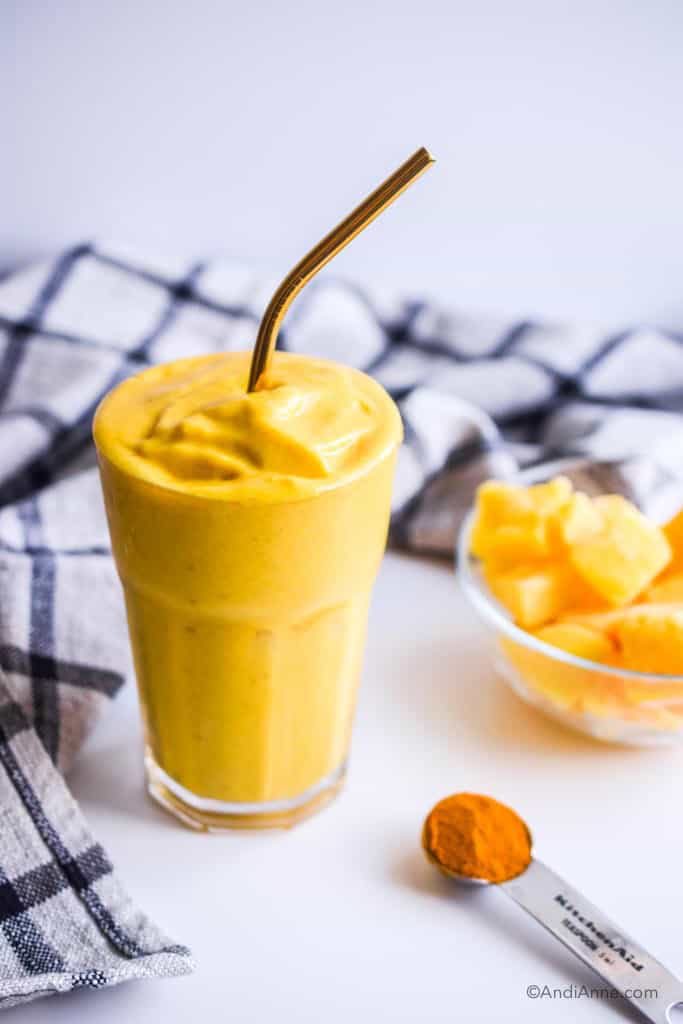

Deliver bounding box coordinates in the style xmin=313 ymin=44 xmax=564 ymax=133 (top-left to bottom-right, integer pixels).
xmin=3 ymin=0 xmax=683 ymax=325
xmin=7 ymin=554 xmax=683 ymax=1023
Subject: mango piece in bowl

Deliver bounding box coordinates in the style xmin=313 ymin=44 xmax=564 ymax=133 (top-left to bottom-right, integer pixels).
xmin=485 ymin=562 xmax=586 ymax=629
xmin=663 ymin=509 xmax=683 ymax=574
xmin=500 ymin=634 xmax=683 ymax=731
xmin=534 ymin=622 xmax=617 ymax=663
xmin=548 ymin=491 xmax=603 ymax=549
xmin=568 ymin=495 xmax=671 ymax=607
xmin=472 ymin=477 xmax=606 ymax=628
xmin=646 ymin=573 xmax=683 ymax=604
xmin=609 ymin=605 xmax=683 ymax=675
xmin=470 ymin=477 xmax=572 ymax=567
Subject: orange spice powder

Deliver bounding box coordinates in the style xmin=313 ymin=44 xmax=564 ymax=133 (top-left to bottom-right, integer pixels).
xmin=423 ymin=792 xmax=532 ymax=883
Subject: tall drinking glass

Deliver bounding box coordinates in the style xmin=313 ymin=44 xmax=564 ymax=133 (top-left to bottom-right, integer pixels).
xmin=94 ymin=351 xmax=401 ymax=829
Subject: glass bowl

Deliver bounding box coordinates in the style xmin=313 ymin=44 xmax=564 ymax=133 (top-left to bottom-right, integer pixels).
xmin=456 ymin=470 xmax=683 ymax=747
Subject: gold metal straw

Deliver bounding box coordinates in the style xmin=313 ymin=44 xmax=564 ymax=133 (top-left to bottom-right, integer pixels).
xmin=247 ymin=146 xmax=435 ymax=391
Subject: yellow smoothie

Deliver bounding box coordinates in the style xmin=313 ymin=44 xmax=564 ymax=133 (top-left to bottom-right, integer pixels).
xmin=94 ymin=351 xmax=402 ymax=828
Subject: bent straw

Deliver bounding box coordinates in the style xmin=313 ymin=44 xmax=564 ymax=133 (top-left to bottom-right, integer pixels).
xmin=247 ymin=146 xmax=435 ymax=392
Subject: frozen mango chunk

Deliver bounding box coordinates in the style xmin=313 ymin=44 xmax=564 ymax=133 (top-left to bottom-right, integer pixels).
xmin=485 ymin=562 xmax=587 ymax=629
xmin=501 ymin=635 xmax=629 ymax=717
xmin=470 ymin=476 xmax=572 ymax=563
xmin=470 ymin=481 xmax=539 ymax=560
xmin=564 ymin=601 xmax=681 ymax=633
xmin=504 ymin=634 xmax=683 ymax=724
xmin=481 ymin=523 xmax=549 ymax=569
xmin=645 ymin=572 xmax=683 ymax=604
xmin=568 ymin=495 xmax=671 ymax=606
xmin=611 ymin=605 xmax=683 ymax=675
xmin=534 ymin=622 xmax=616 ymax=663
xmin=560 ymin=607 xmax=627 ymax=632
xmin=663 ymin=510 xmax=683 ymax=574
xmin=526 ymin=476 xmax=574 ymax=512
xmin=548 ymin=492 xmax=603 ymax=550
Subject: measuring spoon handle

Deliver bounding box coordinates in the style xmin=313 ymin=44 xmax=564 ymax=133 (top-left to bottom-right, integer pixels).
xmin=501 ymin=859 xmax=682 ymax=1024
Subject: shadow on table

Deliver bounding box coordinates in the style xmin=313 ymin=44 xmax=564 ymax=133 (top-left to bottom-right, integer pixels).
xmin=68 ymin=738 xmax=177 ymax=830
xmin=2 ymin=966 xmax=161 ymax=1022
xmin=392 ymin=630 xmax=671 ymax=762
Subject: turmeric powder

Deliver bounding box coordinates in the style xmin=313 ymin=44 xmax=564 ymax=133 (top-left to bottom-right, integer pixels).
xmin=422 ymin=792 xmax=532 ymax=883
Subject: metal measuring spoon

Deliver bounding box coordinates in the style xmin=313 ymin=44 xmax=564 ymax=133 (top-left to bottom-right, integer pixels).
xmin=422 ymin=822 xmax=683 ymax=1023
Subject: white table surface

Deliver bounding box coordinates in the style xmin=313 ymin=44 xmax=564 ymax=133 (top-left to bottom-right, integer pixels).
xmin=8 ymin=551 xmax=683 ymax=1023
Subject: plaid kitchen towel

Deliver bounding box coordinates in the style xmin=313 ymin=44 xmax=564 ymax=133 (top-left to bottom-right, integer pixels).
xmin=0 ymin=692 xmax=192 ymax=1008
xmin=1 ymin=242 xmax=683 ymax=1005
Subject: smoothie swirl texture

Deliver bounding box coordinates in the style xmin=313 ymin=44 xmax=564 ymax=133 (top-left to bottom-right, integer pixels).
xmin=94 ymin=351 xmax=402 ymax=501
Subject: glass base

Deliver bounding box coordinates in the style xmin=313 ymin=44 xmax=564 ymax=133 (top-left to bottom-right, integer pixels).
xmin=144 ymin=752 xmax=348 ymax=831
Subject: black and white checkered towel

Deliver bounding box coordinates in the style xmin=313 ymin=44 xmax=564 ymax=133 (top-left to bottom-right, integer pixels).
xmin=1 ymin=242 xmax=683 ymax=1007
